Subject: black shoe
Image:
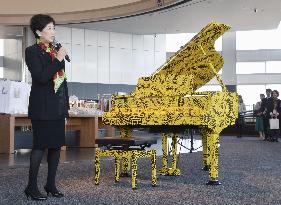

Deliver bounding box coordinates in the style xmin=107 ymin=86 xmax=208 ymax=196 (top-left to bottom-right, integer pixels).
xmin=24 ymin=188 xmax=47 ymax=201
xmin=44 ymin=186 xmax=64 ymax=198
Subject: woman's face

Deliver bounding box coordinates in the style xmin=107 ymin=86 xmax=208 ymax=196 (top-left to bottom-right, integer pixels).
xmin=36 ymin=22 xmax=55 ymax=44
xmin=238 ymin=96 xmax=242 ymax=103
xmin=272 ymin=91 xmax=278 ymax=99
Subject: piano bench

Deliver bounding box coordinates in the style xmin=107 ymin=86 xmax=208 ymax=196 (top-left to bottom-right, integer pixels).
xmin=94 ymin=137 xmax=157 ymax=189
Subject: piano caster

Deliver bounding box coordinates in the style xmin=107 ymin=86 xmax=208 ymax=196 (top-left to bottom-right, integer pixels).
xmin=120 ymin=173 xmax=130 ymax=177
xmin=206 ymin=180 xmax=221 ymax=185
xmin=201 ymin=165 xmax=210 ymax=171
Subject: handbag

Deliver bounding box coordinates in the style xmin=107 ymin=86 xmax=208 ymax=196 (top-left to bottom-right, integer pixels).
xmin=269 ymin=118 xmax=279 ymax=129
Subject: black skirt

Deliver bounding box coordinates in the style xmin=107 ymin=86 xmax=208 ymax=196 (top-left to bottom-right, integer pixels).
xmin=31 ymin=119 xmax=66 ymax=149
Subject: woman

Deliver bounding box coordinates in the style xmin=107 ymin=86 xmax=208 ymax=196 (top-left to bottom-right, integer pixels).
xmin=236 ymin=95 xmax=246 ymax=138
xmin=24 ymin=14 xmax=69 ymax=200
xmin=265 ymin=90 xmax=280 ymax=142
xmin=254 ymin=94 xmax=265 ymax=140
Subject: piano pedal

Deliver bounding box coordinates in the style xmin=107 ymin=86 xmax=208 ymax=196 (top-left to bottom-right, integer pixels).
xmin=159 ymin=168 xmax=181 ymax=176
xmin=120 ymin=173 xmax=130 ymax=177
xmin=206 ymin=180 xmax=221 ymax=185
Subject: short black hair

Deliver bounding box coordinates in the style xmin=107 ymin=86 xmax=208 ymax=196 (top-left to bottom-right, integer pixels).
xmin=238 ymin=95 xmax=243 ymax=103
xmin=272 ymin=90 xmax=279 ymax=97
xmin=30 ymin=14 xmax=55 ymax=39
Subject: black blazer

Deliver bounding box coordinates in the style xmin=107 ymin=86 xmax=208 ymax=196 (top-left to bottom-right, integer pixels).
xmin=25 ymin=44 xmax=69 ymax=120
xmin=265 ymin=98 xmax=281 ymax=119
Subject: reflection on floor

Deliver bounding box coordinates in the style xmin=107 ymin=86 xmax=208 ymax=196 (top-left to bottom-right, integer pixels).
xmin=0 ymin=131 xmax=205 ymax=169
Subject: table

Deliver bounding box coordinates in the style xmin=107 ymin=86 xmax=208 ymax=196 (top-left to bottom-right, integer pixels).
xmin=0 ymin=114 xmax=115 ymax=154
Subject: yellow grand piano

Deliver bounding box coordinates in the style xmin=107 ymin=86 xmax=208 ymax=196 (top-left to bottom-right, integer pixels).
xmin=102 ymin=22 xmax=238 ymax=185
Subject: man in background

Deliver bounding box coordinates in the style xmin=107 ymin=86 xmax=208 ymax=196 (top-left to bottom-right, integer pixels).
xmin=261 ymin=88 xmax=272 ymax=141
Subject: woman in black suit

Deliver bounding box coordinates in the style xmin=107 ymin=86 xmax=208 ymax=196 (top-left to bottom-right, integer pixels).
xmin=265 ymin=90 xmax=281 ymax=142
xmin=24 ymin=14 xmax=69 ymax=200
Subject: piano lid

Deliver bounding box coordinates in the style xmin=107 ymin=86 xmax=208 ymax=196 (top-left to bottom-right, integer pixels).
xmin=132 ymin=22 xmax=230 ymax=97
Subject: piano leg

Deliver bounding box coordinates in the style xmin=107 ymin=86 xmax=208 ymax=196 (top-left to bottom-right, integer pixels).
xmin=150 ymin=150 xmax=157 ymax=187
xmin=159 ymin=133 xmax=168 ymax=174
xmin=159 ymin=133 xmax=181 ymax=176
xmin=119 ymin=126 xmax=132 ymax=177
xmin=94 ymin=148 xmax=101 ymax=185
xmin=171 ymin=133 xmax=181 ymax=175
xmin=206 ymin=131 xmax=221 ymax=185
xmin=114 ymin=157 xmax=121 ymax=182
xmin=131 ymin=151 xmax=138 ymax=189
xmin=201 ymin=128 xmax=210 ymax=171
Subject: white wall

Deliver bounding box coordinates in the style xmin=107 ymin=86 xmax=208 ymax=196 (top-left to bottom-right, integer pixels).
xmin=55 ymin=26 xmax=166 ymax=85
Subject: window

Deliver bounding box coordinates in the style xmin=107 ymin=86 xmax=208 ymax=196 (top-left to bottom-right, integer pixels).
xmin=0 ymin=39 xmax=3 ymax=78
xmin=166 ymin=33 xmax=222 ymax=52
xmin=265 ymin=84 xmax=281 ymax=93
xmin=236 ymin=28 xmax=281 ymax=50
xmin=0 ymin=39 xmax=3 ymax=56
xmin=266 ymin=61 xmax=281 ymax=73
xmin=236 ymin=62 xmax=265 ymax=74
xmin=196 ymin=85 xmax=222 ymax=92
xmin=237 ymin=85 xmax=266 ymax=110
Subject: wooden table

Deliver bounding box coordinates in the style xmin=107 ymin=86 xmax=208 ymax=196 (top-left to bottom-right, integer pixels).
xmin=0 ymin=114 xmax=115 ymax=154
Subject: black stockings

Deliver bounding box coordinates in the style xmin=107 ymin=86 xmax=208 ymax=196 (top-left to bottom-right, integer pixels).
xmin=46 ymin=148 xmax=61 ymax=191
xmin=27 ymin=149 xmax=44 ymax=192
xmin=27 ymin=148 xmax=61 ymax=192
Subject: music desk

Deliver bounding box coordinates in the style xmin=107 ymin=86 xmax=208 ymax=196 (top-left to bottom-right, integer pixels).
xmin=0 ymin=114 xmax=115 ymax=154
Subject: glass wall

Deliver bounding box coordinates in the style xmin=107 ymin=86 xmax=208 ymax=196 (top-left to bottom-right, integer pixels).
xmin=196 ymin=85 xmax=222 ymax=92
xmin=0 ymin=39 xmax=3 ymax=78
xmin=265 ymin=84 xmax=281 ymax=93
xmin=237 ymin=85 xmax=265 ymax=111
xmin=236 ymin=62 xmax=265 ymax=74
xmin=166 ymin=33 xmax=222 ymax=52
xmin=266 ymin=61 xmax=281 ymax=73
xmin=236 ymin=61 xmax=281 ymax=74
xmin=236 ymin=27 xmax=281 ymax=50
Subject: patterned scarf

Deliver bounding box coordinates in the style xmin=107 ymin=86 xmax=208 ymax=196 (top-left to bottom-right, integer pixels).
xmin=37 ymin=39 xmax=67 ymax=93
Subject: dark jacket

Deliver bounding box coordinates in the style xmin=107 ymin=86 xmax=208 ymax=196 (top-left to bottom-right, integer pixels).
xmin=260 ymin=97 xmax=271 ymax=116
xmin=265 ymin=98 xmax=281 ymax=119
xmin=25 ymin=44 xmax=69 ymax=120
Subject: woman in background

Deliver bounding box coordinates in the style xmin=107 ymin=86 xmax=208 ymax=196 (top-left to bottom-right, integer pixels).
xmin=236 ymin=95 xmax=246 ymax=138
xmin=254 ymin=94 xmax=265 ymax=140
xmin=24 ymin=14 xmax=69 ymax=200
xmin=265 ymin=90 xmax=280 ymax=142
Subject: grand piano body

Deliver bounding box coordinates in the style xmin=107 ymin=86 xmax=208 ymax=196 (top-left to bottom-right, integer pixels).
xmin=102 ymin=22 xmax=238 ymax=185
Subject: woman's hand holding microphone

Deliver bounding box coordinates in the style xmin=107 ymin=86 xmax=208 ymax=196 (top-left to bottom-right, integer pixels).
xmin=56 ymin=47 xmax=68 ymax=62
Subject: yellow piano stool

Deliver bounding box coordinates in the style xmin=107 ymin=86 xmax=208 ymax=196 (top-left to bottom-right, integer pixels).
xmin=94 ymin=136 xmax=157 ymax=189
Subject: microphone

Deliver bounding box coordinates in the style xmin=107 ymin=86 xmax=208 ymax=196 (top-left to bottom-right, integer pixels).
xmin=53 ymin=39 xmax=71 ymax=62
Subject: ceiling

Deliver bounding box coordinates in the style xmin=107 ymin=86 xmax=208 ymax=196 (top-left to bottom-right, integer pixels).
xmin=66 ymin=0 xmax=281 ymax=34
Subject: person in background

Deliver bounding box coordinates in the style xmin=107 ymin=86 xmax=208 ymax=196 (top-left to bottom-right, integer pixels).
xmin=261 ymin=88 xmax=272 ymax=141
xmin=265 ymin=90 xmax=280 ymax=142
xmin=24 ymin=14 xmax=69 ymax=200
xmin=236 ymin=95 xmax=246 ymax=138
xmin=254 ymin=94 xmax=265 ymax=140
